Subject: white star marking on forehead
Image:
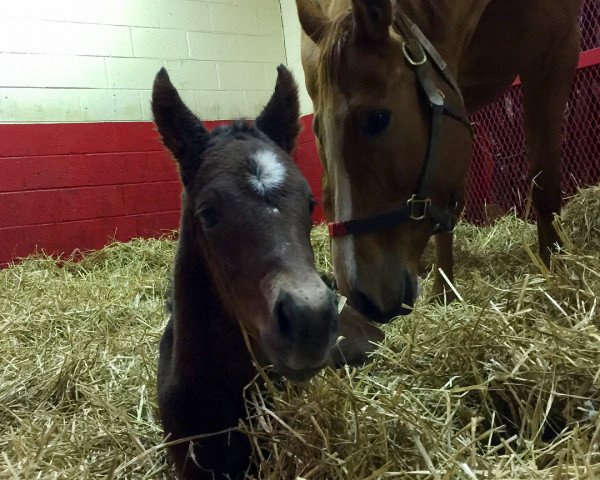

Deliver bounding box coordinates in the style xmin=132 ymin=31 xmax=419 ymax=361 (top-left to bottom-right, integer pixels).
xmin=249 ymin=149 xmax=286 ymax=195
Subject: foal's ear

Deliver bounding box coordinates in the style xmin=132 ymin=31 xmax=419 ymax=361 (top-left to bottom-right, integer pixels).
xmin=152 ymin=68 xmax=209 ymax=186
xmin=255 ymin=65 xmax=300 ymax=154
xmin=351 ymin=0 xmax=392 ymax=44
xmin=296 ymin=0 xmax=331 ymax=44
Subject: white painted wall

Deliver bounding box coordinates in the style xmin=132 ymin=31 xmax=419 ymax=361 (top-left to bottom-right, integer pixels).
xmin=0 ymin=0 xmax=295 ymax=123
xmin=280 ymin=0 xmax=313 ymax=115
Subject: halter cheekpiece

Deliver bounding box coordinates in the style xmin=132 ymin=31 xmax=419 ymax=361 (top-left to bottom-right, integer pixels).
xmin=328 ymin=11 xmax=473 ymax=239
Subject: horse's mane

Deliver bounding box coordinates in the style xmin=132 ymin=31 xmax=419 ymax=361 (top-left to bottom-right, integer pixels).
xmin=319 ymin=9 xmax=354 ymax=86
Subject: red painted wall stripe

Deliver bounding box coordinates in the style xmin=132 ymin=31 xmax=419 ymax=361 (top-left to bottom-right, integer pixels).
xmin=0 ymin=181 xmax=181 ymax=229
xmin=0 ymin=118 xmax=324 ymax=266
xmin=0 ymin=211 xmax=180 ymax=268
xmin=294 ymin=115 xmax=325 ymax=221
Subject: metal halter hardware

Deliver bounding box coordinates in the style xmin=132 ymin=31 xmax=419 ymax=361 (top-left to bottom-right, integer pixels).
xmin=401 ymin=41 xmax=426 ymax=66
xmin=407 ymin=195 xmax=431 ymax=221
xmin=327 ymin=11 xmax=473 ymax=239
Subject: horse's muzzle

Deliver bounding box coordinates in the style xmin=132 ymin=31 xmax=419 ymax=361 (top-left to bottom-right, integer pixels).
xmin=349 ymin=271 xmax=416 ymax=323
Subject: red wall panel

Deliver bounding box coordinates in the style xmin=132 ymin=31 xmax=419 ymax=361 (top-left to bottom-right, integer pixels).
xmin=0 ymin=122 xmax=166 ymax=158
xmin=0 ymin=122 xmax=185 ymax=265
xmin=0 ymin=117 xmax=325 ymax=266
xmin=0 ymin=211 xmax=180 ymax=268
xmin=294 ymin=114 xmax=324 ymax=221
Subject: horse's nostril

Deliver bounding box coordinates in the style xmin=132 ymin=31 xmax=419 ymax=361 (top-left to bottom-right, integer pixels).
xmin=403 ymin=272 xmax=416 ymax=307
xmin=351 ymin=279 xmax=415 ymax=323
xmin=352 ymin=289 xmax=386 ymax=323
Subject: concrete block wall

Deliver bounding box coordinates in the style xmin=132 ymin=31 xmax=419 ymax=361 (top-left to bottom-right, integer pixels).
xmin=279 ymin=1 xmax=321 ymax=221
xmin=0 ymin=0 xmax=327 ymax=267
xmin=0 ymin=0 xmax=288 ymax=123
xmin=280 ymin=0 xmax=314 ymax=115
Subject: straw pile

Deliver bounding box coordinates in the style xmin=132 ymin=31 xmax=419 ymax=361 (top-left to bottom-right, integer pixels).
xmin=1 ymin=186 xmax=599 ymax=479
xmin=0 ymin=237 xmax=176 ymax=479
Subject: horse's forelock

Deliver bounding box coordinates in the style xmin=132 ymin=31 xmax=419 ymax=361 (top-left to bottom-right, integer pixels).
xmin=319 ymin=11 xmax=354 ymax=86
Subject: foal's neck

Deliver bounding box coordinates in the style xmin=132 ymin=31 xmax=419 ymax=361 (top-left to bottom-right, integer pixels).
xmin=397 ymin=0 xmax=491 ymax=75
xmin=170 ymin=207 xmax=256 ymax=389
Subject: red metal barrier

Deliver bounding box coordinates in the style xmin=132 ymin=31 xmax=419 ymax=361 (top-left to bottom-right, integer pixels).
xmin=464 ymin=0 xmax=599 ymax=224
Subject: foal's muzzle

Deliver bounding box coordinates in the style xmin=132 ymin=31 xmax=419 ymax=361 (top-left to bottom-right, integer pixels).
xmin=264 ymin=283 xmax=339 ymax=381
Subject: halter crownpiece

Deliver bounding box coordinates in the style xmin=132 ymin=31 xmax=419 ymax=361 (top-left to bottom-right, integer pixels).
xmin=328 ymin=10 xmax=472 ymax=239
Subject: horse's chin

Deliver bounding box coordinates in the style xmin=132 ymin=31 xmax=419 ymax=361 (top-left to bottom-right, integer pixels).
xmin=346 ymin=271 xmax=418 ymax=323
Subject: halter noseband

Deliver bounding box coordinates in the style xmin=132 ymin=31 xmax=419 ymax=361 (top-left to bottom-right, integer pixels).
xmin=328 ymin=12 xmax=473 ymax=239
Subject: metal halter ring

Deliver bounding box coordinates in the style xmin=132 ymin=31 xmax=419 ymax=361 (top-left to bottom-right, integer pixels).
xmin=402 ymin=41 xmax=427 ymax=66
xmin=407 ymin=195 xmax=431 ymax=221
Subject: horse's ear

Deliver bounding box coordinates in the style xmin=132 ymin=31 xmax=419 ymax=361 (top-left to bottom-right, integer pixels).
xmin=152 ymin=67 xmax=209 ymax=186
xmin=296 ymin=0 xmax=331 ymax=44
xmin=351 ymin=0 xmax=392 ymax=44
xmin=255 ymin=65 xmax=300 ymax=154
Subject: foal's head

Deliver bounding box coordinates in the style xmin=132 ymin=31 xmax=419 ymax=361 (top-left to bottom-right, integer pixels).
xmin=298 ymin=0 xmax=473 ymax=322
xmin=152 ymin=66 xmax=338 ymax=382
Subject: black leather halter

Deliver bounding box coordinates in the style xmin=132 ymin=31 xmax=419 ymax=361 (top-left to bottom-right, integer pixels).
xmin=328 ymin=12 xmax=473 ymax=239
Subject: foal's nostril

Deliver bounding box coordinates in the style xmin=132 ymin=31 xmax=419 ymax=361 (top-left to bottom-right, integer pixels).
xmin=275 ymin=294 xmax=293 ymax=340
xmin=270 ymin=287 xmax=338 ymax=373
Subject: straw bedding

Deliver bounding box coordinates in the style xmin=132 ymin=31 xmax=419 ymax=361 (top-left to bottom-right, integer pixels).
xmin=1 ymin=186 xmax=599 ymax=479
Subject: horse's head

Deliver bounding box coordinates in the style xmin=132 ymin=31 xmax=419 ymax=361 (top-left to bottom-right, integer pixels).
xmin=297 ymin=0 xmax=473 ymax=322
xmin=152 ymin=66 xmax=338 ymax=382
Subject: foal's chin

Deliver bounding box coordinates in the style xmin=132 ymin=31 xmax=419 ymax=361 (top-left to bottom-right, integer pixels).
xmin=259 ymin=341 xmax=331 ymax=384
xmin=272 ymin=360 xmax=325 ymax=383
xmin=253 ymin=329 xmax=333 ymax=384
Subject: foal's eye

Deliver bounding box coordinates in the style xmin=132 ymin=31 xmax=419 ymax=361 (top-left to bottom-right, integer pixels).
xmin=364 ymin=110 xmax=391 ymax=136
xmin=197 ymin=207 xmax=219 ymax=229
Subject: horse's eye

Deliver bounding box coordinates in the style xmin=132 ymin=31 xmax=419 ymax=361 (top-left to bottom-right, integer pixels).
xmin=197 ymin=207 xmax=219 ymax=229
xmin=364 ymin=110 xmax=391 ymax=136
xmin=309 ymin=197 xmax=318 ymax=215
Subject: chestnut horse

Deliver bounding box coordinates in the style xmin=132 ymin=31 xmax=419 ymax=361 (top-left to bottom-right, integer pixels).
xmin=297 ymin=0 xmax=581 ymax=322
xmin=153 ymin=66 xmax=382 ymax=479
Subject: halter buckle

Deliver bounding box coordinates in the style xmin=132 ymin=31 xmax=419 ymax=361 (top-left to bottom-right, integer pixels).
xmin=407 ymin=195 xmax=431 ymax=221
xmin=402 ymin=41 xmax=427 ymax=66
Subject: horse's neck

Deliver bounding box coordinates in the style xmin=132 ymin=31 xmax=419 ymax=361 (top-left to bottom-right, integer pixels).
xmin=170 ymin=209 xmax=256 ymax=388
xmin=397 ymin=0 xmax=491 ymax=75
